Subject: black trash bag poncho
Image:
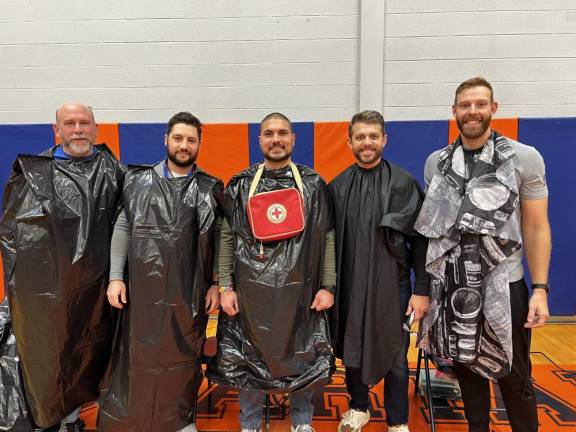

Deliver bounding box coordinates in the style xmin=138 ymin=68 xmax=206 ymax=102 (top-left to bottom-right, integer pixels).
xmin=0 ymin=299 xmax=35 ymax=432
xmin=98 ymin=164 xmax=223 ymax=432
xmin=0 ymin=145 xmax=124 ymax=428
xmin=208 ymin=164 xmax=335 ymax=393
xmin=328 ymin=161 xmax=426 ymax=385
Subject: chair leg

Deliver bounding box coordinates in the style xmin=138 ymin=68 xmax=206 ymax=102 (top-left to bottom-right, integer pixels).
xmin=423 ymin=353 xmax=436 ymax=432
xmin=415 ymin=348 xmax=423 ymax=395
xmin=265 ymin=394 xmax=271 ymax=430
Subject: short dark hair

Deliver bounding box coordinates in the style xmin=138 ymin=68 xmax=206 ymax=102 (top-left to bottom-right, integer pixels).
xmin=454 ymin=77 xmax=494 ymax=105
xmin=166 ymin=112 xmax=202 ymax=141
xmin=348 ymin=110 xmax=386 ymax=138
xmin=260 ymin=112 xmax=293 ymax=133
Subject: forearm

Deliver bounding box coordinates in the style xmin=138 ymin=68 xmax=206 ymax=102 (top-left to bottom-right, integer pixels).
xmin=109 ymin=209 xmax=131 ymax=281
xmin=522 ymin=222 xmax=551 ymax=285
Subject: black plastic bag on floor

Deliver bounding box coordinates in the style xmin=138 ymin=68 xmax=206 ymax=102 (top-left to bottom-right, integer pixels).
xmin=0 ymin=299 xmax=35 ymax=432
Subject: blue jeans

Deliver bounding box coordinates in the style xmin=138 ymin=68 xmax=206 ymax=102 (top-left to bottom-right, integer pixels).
xmin=239 ymin=388 xmax=314 ymax=429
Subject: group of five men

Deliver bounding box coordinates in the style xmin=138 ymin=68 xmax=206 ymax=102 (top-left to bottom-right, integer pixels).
xmin=0 ymin=76 xmax=550 ymax=432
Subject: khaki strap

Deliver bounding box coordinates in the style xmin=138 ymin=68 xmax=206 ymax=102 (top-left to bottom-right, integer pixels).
xmin=248 ymin=162 xmax=303 ymax=198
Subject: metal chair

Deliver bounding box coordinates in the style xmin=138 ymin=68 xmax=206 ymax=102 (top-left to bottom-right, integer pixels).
xmin=414 ymin=348 xmax=437 ymax=432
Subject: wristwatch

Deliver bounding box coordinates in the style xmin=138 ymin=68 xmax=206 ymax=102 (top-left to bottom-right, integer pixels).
xmin=531 ymin=283 xmax=550 ymax=293
xmin=219 ymin=285 xmax=234 ymax=294
xmin=322 ymin=285 xmax=336 ymax=294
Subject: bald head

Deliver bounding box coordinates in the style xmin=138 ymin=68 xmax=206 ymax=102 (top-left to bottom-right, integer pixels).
xmin=53 ymin=103 xmax=98 ymax=158
xmin=55 ymin=103 xmax=95 ymax=124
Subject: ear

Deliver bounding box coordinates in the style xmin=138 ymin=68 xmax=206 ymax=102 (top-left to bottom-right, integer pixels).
xmin=53 ymin=123 xmax=61 ymax=138
xmin=452 ymin=104 xmax=457 ymax=119
xmin=491 ymin=101 xmax=499 ymax=115
xmin=164 ymin=134 xmax=168 ymax=147
xmin=347 ymin=138 xmax=353 ymax=150
xmin=382 ymin=133 xmax=388 ymax=149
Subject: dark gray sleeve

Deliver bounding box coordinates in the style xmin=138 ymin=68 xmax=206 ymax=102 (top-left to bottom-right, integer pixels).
xmin=407 ymin=234 xmax=430 ymax=296
xmin=218 ymin=218 xmax=234 ymax=286
xmin=109 ymin=209 xmax=131 ymax=281
xmin=321 ymin=229 xmax=336 ymax=287
xmin=212 ymin=216 xmax=222 ymax=280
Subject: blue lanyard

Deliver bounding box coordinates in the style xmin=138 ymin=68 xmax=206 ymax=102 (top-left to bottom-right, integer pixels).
xmin=53 ymin=145 xmax=97 ymax=161
xmin=163 ymin=163 xmax=194 ymax=178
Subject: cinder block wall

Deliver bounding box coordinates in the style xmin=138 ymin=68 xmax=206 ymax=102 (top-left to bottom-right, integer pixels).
xmin=0 ymin=0 xmax=358 ymax=123
xmin=2 ymin=1 xmax=576 ymax=124
xmin=382 ymin=1 xmax=576 ymax=119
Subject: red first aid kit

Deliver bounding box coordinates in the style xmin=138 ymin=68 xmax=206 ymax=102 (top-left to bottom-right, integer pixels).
xmin=246 ymin=163 xmax=305 ymax=241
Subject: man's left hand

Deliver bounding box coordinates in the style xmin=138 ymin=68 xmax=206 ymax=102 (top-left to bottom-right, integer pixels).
xmin=405 ymin=294 xmax=430 ymax=322
xmin=525 ymin=289 xmax=550 ymax=328
xmin=205 ymin=285 xmax=220 ymax=313
xmin=310 ymin=288 xmax=334 ymax=311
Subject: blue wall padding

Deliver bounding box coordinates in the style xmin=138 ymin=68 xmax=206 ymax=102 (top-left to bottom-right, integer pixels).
xmin=385 ymin=120 xmax=449 ymax=187
xmin=518 ymin=118 xmax=576 ymax=315
xmin=0 ymin=124 xmax=54 ymax=207
xmin=249 ymin=122 xmax=314 ymax=168
xmin=118 ymin=123 xmax=166 ymax=165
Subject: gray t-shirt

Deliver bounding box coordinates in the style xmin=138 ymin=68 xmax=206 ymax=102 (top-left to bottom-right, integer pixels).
xmin=423 ymin=138 xmax=548 ymax=282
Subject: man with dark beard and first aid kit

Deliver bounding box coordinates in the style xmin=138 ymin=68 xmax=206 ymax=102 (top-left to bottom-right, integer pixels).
xmin=209 ymin=112 xmax=336 ymax=432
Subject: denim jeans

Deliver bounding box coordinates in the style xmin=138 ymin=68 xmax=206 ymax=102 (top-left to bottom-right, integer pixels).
xmin=239 ymin=388 xmax=314 ymax=429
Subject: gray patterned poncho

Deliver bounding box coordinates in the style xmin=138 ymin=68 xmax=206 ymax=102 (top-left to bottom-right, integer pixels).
xmin=415 ymin=132 xmax=522 ymax=380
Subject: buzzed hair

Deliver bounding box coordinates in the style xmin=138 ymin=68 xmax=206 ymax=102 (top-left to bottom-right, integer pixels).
xmin=166 ymin=111 xmax=203 ymax=141
xmin=348 ymin=110 xmax=386 ymax=138
xmin=454 ymin=76 xmax=494 ymax=104
xmin=260 ymin=112 xmax=293 ymax=133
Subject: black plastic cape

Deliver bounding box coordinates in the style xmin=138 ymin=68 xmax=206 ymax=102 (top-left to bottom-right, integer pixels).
xmin=208 ymin=164 xmax=335 ymax=393
xmin=0 ymin=299 xmax=35 ymax=431
xmin=98 ymin=163 xmax=223 ymax=432
xmin=328 ymin=161 xmax=426 ymax=385
xmin=0 ymin=145 xmax=124 ymax=428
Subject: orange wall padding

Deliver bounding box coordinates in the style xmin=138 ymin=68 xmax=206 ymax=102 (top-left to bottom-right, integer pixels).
xmin=197 ymin=123 xmax=250 ymax=185
xmin=54 ymin=123 xmax=121 ymax=159
xmin=448 ymin=118 xmax=519 ymax=144
xmin=314 ymin=122 xmax=355 ymax=183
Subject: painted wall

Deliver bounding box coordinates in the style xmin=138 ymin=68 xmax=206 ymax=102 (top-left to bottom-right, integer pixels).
xmin=382 ymin=1 xmax=576 ymax=119
xmin=0 ymin=2 xmax=574 ymax=314
xmin=0 ymin=0 xmax=358 ymax=124
xmin=3 ymin=1 xmax=576 ymax=123
xmin=0 ymin=119 xmax=574 ymax=316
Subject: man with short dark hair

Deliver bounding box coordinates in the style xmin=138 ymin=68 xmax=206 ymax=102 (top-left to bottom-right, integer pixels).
xmin=329 ymin=110 xmax=429 ymax=432
xmin=415 ymin=77 xmax=551 ymax=432
xmin=0 ymin=103 xmax=124 ymax=432
xmin=209 ymin=112 xmax=336 ymax=432
xmin=99 ymin=112 xmax=223 ymax=432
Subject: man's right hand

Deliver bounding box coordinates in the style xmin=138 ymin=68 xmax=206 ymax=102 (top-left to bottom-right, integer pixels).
xmin=220 ymin=290 xmax=239 ymax=316
xmin=107 ymin=280 xmax=127 ymax=309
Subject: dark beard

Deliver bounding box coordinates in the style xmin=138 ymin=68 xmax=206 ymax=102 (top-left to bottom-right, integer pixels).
xmin=456 ymin=115 xmax=491 ymax=140
xmin=167 ymin=150 xmax=195 ymax=167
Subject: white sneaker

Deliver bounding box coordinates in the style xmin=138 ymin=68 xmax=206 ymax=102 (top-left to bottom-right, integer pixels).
xmin=338 ymin=409 xmax=370 ymax=432
xmin=241 ymin=429 xmax=261 ymax=432
xmin=178 ymin=423 xmax=198 ymax=432
xmin=388 ymin=425 xmax=410 ymax=432
xmin=291 ymin=425 xmax=315 ymax=432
